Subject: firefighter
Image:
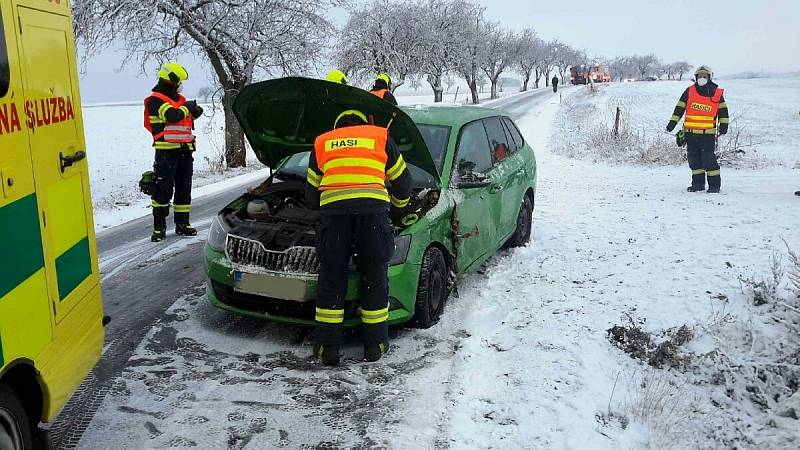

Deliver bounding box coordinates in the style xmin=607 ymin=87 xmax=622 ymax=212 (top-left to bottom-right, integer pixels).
xmin=144 ymin=62 xmax=204 ymax=241
xmin=326 ymin=69 xmax=348 ymax=85
xmin=552 ymin=75 xmax=559 ymax=93
xmin=666 ymin=65 xmax=729 ymax=193
xmin=369 ymin=73 xmax=398 ymax=105
xmin=306 ymin=109 xmax=412 ymax=365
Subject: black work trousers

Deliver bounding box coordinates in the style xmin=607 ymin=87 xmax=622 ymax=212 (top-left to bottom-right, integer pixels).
xmin=151 ymin=148 xmax=194 ymax=228
xmin=314 ymin=212 xmax=395 ymax=347
xmin=686 ymin=134 xmax=720 ymax=190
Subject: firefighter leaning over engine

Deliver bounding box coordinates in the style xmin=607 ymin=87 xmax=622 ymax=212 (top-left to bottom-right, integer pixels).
xmin=666 ymin=65 xmax=729 ymax=193
xmin=305 ymin=109 xmax=412 ymax=366
xmin=144 ymin=62 xmax=204 ymax=242
xmin=369 ymin=73 xmax=398 ymax=106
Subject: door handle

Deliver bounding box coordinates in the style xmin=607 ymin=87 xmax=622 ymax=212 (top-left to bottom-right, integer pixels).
xmin=490 ymin=184 xmax=503 ymax=193
xmin=60 ymin=151 xmax=86 ymax=173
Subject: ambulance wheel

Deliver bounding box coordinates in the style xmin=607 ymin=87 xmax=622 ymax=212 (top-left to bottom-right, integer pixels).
xmin=0 ymin=384 xmax=33 ymax=450
xmin=412 ymin=247 xmax=448 ymax=328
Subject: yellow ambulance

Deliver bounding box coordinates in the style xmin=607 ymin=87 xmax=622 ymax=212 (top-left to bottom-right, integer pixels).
xmin=1 ymin=0 xmax=104 ymax=447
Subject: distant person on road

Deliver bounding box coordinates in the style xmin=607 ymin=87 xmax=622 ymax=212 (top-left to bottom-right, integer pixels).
xmin=369 ymin=73 xmax=398 ymax=105
xmin=306 ymin=110 xmax=412 ymax=366
xmin=144 ymin=62 xmax=204 ymax=242
xmin=552 ymin=75 xmax=559 ymax=93
xmin=666 ymin=65 xmax=729 ymax=193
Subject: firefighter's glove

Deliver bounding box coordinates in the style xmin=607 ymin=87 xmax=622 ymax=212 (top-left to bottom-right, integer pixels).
xmin=186 ymin=100 xmax=204 ymax=117
xmin=400 ymin=208 xmax=422 ymax=227
xmin=675 ymin=130 xmax=686 ymax=148
xmin=391 ymin=202 xmax=421 ymax=227
xmin=139 ymin=171 xmax=156 ymax=195
xmin=718 ymin=124 xmax=728 ymax=135
xmin=666 ymin=122 xmax=676 ymax=133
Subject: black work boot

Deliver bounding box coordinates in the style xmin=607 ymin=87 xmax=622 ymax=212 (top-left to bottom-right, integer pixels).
xmin=707 ymin=174 xmax=721 ymax=193
xmin=686 ymin=185 xmax=705 ymax=192
xmin=364 ymin=342 xmax=388 ymax=362
xmin=175 ymin=223 xmax=198 ymax=236
xmin=795 ymin=191 xmax=800 ymax=196
xmin=151 ymin=227 xmax=166 ymax=242
xmin=313 ymin=344 xmax=340 ymax=366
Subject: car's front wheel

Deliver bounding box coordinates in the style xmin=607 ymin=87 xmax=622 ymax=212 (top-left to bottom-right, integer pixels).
xmin=412 ymin=247 xmax=449 ymax=328
xmin=505 ymin=194 xmax=533 ymax=248
xmin=0 ymin=384 xmax=33 ymax=450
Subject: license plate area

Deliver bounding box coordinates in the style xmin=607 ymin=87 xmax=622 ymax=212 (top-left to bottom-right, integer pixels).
xmin=233 ymin=271 xmax=314 ymax=302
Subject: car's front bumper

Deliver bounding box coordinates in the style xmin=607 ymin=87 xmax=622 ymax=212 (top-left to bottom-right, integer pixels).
xmin=204 ymin=244 xmax=421 ymax=326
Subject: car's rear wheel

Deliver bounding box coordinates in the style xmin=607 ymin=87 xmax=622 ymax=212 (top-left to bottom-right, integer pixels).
xmin=0 ymin=384 xmax=33 ymax=450
xmin=505 ymin=194 xmax=533 ymax=248
xmin=412 ymin=247 xmax=449 ymax=328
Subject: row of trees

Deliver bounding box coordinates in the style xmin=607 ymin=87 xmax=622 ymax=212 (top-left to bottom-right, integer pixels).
xmin=606 ymin=55 xmax=691 ymax=81
xmin=335 ymin=0 xmax=588 ymax=104
xmin=71 ymin=0 xmax=689 ymax=168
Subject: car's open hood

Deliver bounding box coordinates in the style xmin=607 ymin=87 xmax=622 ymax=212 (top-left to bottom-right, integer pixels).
xmin=233 ymin=77 xmax=439 ymax=183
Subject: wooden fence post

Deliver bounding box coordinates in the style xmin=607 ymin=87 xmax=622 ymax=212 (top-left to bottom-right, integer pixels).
xmin=613 ymin=106 xmax=621 ymax=138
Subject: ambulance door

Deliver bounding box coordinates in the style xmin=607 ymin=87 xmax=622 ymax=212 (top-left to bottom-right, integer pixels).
xmin=16 ymin=7 xmax=98 ymax=323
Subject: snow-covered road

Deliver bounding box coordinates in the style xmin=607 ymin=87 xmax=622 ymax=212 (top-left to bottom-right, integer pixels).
xmin=71 ymin=83 xmax=799 ymax=449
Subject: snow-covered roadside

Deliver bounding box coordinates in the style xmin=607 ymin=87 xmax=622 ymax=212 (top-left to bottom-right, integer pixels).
xmin=436 ymin=90 xmax=800 ymax=448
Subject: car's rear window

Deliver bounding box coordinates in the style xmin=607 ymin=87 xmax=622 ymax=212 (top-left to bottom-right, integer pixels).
xmin=0 ymin=6 xmax=9 ymax=98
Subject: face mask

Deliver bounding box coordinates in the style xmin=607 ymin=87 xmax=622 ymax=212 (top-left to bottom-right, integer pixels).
xmin=696 ymin=77 xmax=708 ymax=87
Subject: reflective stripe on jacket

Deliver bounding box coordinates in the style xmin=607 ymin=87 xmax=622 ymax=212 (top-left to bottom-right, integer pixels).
xmin=312 ymin=125 xmax=391 ymax=207
xmin=683 ymin=85 xmax=724 ymax=131
xmin=144 ymin=92 xmax=196 ymax=148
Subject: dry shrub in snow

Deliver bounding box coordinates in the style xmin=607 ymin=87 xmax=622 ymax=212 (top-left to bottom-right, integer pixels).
xmin=605 ymin=243 xmax=800 ymax=448
xmin=621 ymin=369 xmax=696 ymax=448
xmin=555 ymin=85 xmax=756 ymax=167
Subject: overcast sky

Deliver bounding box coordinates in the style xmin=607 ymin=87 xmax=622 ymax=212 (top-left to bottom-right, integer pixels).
xmin=78 ymin=0 xmax=800 ymax=103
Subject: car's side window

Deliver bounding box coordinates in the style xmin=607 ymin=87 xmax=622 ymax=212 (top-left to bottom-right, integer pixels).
xmin=483 ymin=117 xmax=511 ymax=164
xmin=455 ymin=120 xmax=492 ymax=180
xmin=502 ymin=117 xmax=525 ymax=149
xmin=0 ymin=6 xmax=9 ymax=98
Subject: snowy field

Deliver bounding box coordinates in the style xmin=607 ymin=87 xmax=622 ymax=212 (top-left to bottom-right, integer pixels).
xmin=76 ymin=83 xmax=800 ymax=449
xmin=84 ymin=89 xmax=515 ymax=231
xmin=552 ymin=76 xmax=800 ymax=168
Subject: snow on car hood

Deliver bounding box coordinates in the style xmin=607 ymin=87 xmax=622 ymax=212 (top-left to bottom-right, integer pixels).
xmin=233 ymin=77 xmax=440 ymax=183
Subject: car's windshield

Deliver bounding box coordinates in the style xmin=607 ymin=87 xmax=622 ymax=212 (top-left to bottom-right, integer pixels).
xmin=276 ymin=124 xmax=450 ymax=188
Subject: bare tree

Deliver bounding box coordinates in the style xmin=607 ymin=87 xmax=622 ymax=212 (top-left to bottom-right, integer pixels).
xmin=654 ymin=63 xmax=668 ymax=80
xmin=479 ymin=23 xmax=518 ymax=99
xmin=73 ymin=0 xmax=337 ymax=168
xmin=335 ymin=0 xmax=425 ymax=92
xmin=632 ymin=54 xmax=660 ymax=80
xmin=673 ymin=61 xmax=691 ymax=80
xmin=512 ymin=28 xmax=543 ymax=92
xmin=538 ymin=40 xmax=560 ymax=87
xmin=455 ymin=6 xmax=488 ymax=104
xmin=416 ymin=0 xmax=477 ymax=102
xmin=444 ymin=74 xmax=456 ymax=93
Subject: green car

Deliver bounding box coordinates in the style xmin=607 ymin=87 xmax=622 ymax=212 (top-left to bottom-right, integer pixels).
xmin=204 ymin=77 xmax=536 ymax=328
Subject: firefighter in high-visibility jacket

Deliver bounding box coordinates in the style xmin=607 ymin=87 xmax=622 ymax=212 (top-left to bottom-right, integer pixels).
xmin=306 ymin=110 xmax=412 ymax=365
xmin=144 ymin=62 xmax=204 ymax=241
xmin=369 ymin=73 xmax=398 ymax=105
xmin=666 ymin=65 xmax=729 ymax=193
